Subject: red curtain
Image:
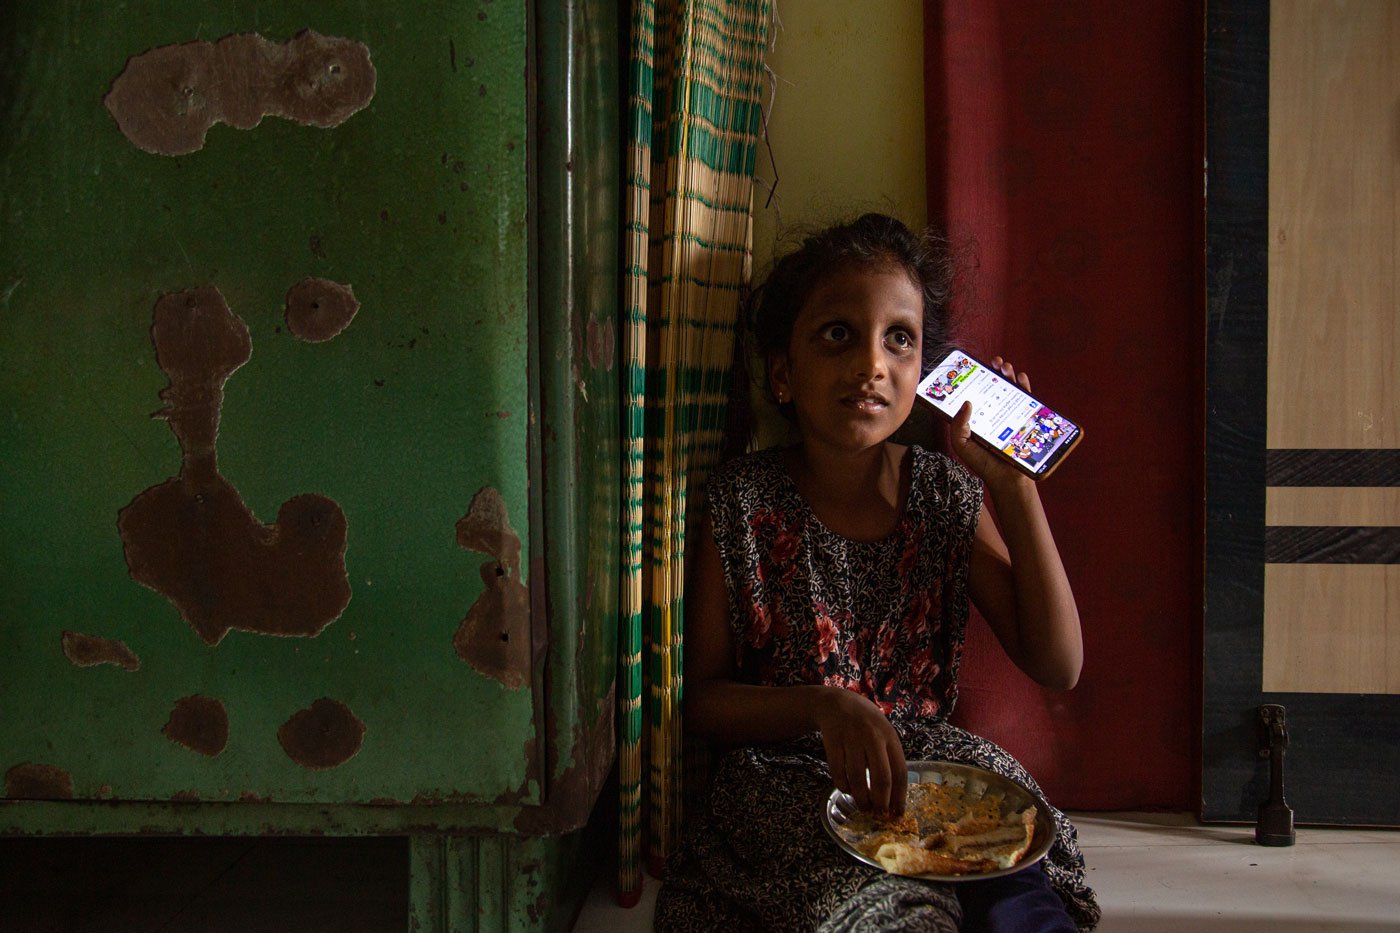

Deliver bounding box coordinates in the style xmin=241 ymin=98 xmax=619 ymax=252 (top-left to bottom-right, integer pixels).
xmin=926 ymin=0 xmax=1204 ymax=810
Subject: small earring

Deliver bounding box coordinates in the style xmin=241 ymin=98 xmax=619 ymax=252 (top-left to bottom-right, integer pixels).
xmin=776 ymin=391 xmax=787 ymax=403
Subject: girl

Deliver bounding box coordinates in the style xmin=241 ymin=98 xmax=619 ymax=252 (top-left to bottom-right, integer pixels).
xmin=654 ymin=214 xmax=1100 ymax=932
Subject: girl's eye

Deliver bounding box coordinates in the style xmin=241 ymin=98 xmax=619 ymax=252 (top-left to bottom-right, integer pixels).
xmin=819 ymin=323 xmax=850 ymax=343
xmin=887 ymin=329 xmax=915 ymax=350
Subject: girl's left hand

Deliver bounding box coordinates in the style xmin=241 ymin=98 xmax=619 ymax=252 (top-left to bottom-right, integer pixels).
xmin=950 ymin=356 xmax=1034 ymax=487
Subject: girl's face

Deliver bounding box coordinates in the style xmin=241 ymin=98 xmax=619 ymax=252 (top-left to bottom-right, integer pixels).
xmin=768 ymin=264 xmax=923 ymax=455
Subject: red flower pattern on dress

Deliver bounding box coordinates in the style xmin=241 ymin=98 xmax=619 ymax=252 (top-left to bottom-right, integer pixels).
xmin=875 ymin=623 xmax=898 ymax=666
xmin=903 ymin=590 xmax=934 ymax=637
xmin=771 ymin=526 xmax=800 ymax=569
xmin=751 ymin=509 xmax=801 ymax=584
xmin=909 ymin=646 xmax=940 ymax=684
xmin=747 ymin=590 xmax=773 ymax=650
xmin=823 ymin=673 xmax=862 ymax=693
xmin=716 ymin=447 xmax=980 ymax=728
xmin=813 ymin=610 xmax=839 ymax=665
xmin=897 ymin=525 xmax=921 ymax=577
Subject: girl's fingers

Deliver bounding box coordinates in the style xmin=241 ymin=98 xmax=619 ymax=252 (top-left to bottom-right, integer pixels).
xmin=867 ymin=748 xmax=893 ymax=815
xmin=953 ymin=401 xmax=973 ymax=441
xmin=843 ymin=751 xmax=867 ymax=811
xmin=835 ymin=749 xmax=871 ymax=812
xmin=845 ymin=750 xmax=868 ymax=806
xmin=994 ymin=355 xmax=1032 ymax=392
xmin=825 ymin=740 xmax=848 ymax=793
xmin=887 ymin=739 xmax=909 ymax=817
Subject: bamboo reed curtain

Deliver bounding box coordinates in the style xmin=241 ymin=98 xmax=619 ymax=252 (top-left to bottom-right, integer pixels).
xmin=619 ymin=0 xmax=771 ymax=900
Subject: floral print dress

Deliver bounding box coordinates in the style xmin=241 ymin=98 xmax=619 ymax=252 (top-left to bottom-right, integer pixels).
xmin=654 ymin=446 xmax=1100 ymax=931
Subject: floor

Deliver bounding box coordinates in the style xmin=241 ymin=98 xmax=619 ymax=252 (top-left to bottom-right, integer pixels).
xmin=573 ymin=812 xmax=1400 ymax=932
xmin=0 ymin=813 xmax=1394 ymax=930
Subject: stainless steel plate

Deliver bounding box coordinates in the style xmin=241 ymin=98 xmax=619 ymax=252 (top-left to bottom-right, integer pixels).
xmin=822 ymin=759 xmax=1054 ymax=882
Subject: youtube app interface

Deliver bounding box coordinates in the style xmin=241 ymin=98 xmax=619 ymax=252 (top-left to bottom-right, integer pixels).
xmin=917 ymin=350 xmax=1079 ymax=476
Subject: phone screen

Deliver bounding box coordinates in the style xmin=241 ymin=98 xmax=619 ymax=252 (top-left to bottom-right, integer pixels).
xmin=916 ymin=349 xmax=1081 ymax=478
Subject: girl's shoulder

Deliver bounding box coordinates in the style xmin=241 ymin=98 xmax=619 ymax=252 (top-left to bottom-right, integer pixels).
xmin=907 ymin=443 xmax=972 ymax=483
xmin=704 ymin=448 xmax=800 ymax=536
xmin=706 ymin=446 xmax=788 ymax=497
xmin=906 ymin=444 xmax=982 ymax=519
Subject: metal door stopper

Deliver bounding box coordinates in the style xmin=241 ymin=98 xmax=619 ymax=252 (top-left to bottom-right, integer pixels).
xmin=1256 ymin=704 xmax=1295 ymax=846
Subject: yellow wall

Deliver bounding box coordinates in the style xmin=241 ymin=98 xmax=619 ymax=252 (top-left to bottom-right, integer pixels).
xmin=747 ymin=2 xmax=926 ymax=446
xmin=752 ymin=2 xmax=927 ymax=274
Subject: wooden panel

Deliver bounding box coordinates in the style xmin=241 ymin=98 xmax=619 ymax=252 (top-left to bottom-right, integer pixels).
xmin=1262 ymin=564 xmax=1399 ymax=693
xmin=1205 ymin=0 xmax=1400 ymax=826
xmin=1268 ymin=0 xmax=1400 ymax=450
xmin=1267 ymin=487 xmax=1400 ymax=526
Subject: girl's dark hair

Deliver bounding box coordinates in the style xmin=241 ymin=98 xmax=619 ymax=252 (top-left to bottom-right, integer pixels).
xmin=749 ymin=213 xmax=954 ymax=402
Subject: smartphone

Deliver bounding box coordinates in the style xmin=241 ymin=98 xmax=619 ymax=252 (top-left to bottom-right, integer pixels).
xmin=916 ymin=348 xmax=1083 ymax=480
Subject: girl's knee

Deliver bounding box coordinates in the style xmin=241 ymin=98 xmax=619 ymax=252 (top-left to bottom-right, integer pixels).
xmin=957 ymin=866 xmax=1078 ymax=933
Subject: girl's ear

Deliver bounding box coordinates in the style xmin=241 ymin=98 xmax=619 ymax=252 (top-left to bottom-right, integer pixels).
xmin=767 ymin=353 xmax=791 ymax=405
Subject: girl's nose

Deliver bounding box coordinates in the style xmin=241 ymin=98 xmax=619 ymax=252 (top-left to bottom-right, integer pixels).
xmin=853 ymin=339 xmax=887 ymax=381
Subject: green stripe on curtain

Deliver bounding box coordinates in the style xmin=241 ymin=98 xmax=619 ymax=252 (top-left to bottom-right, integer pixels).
xmin=619 ymin=0 xmax=770 ymax=903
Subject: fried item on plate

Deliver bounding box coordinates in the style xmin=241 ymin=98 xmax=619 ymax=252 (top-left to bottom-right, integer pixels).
xmin=907 ymin=780 xmax=1004 ymax=836
xmin=838 ymin=777 xmax=1039 ymax=877
xmin=874 ymin=806 xmax=1037 ymax=876
xmin=874 ymin=842 xmax=996 ymax=876
xmin=840 ymin=808 xmax=918 ymax=837
xmin=839 ymin=809 xmax=920 ymax=859
xmin=942 ymin=806 xmax=1038 ymax=868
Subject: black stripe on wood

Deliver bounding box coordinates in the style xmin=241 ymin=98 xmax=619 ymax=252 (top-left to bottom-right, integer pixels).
xmin=1267 ymin=449 xmax=1400 ymax=487
xmin=1203 ymin=0 xmax=1273 ymax=824
xmin=1265 ymin=526 xmax=1400 ymax=563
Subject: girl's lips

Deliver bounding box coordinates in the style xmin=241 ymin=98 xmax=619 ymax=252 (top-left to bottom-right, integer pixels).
xmin=842 ymin=395 xmax=889 ymax=413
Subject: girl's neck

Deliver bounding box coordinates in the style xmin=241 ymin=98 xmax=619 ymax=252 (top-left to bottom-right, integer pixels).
xmin=785 ymin=440 xmax=910 ymax=542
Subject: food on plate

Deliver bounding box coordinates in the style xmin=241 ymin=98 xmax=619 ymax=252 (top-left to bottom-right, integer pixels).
xmin=836 ymin=775 xmax=1039 ymax=877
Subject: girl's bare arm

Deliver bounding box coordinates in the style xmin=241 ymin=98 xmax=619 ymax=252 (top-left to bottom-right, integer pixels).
xmin=967 ymin=488 xmax=1083 ymax=689
xmin=685 ymin=514 xmax=908 ymax=814
xmin=952 ymin=362 xmax=1084 ymax=689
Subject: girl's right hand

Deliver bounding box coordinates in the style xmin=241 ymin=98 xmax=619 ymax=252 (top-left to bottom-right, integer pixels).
xmin=814 ymin=687 xmax=908 ymax=816
xmin=950 ymin=358 xmax=1040 ymax=486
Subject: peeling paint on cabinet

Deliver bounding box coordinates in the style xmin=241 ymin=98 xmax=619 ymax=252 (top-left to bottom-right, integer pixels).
xmin=3 ymin=1 xmax=620 ymax=928
xmin=104 ymin=30 xmax=376 ymax=155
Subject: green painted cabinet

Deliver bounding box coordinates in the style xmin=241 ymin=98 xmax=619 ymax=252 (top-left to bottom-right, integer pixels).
xmin=1 ymin=2 xmax=619 ymax=928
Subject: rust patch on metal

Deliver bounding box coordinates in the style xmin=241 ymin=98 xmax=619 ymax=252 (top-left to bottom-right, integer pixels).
xmin=527 ymin=891 xmax=549 ymax=924
xmin=104 ymin=30 xmax=376 ymax=156
xmin=491 ymin=734 xmax=541 ymax=807
xmin=170 ymin=789 xmax=201 ymax=801
xmin=585 ymin=315 xmax=616 ymax=371
xmin=60 ymin=631 xmax=140 ymax=671
xmin=117 ymin=287 xmax=351 ymax=646
xmin=277 ymin=698 xmax=365 ymax=769
xmin=284 ymin=277 xmax=359 ymax=343
xmin=238 ymin=791 xmax=272 ymax=803
xmin=4 ymin=763 xmax=74 ymax=799
xmin=513 ymin=687 xmax=616 ymax=834
xmin=453 ymin=488 xmax=530 ymax=689
xmin=162 ymin=694 xmax=229 ymax=757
